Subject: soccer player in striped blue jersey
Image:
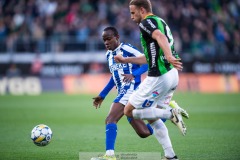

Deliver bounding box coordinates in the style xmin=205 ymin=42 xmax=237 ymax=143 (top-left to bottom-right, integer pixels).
xmin=91 ymin=26 xmax=152 ymax=160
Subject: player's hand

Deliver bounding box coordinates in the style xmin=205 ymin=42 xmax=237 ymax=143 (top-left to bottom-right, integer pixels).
xmin=92 ymin=96 xmax=104 ymax=109
xmin=114 ymin=54 xmax=126 ymax=63
xmin=167 ymin=56 xmax=183 ymax=71
xmin=122 ymin=74 xmax=134 ymax=83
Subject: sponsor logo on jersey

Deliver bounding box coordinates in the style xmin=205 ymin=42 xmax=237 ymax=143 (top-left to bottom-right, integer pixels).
xmin=109 ymin=63 xmax=127 ymax=72
xmin=119 ymin=88 xmax=127 ymax=95
xmin=139 ymin=23 xmax=151 ymax=34
xmin=160 ymin=55 xmax=167 ymax=60
xmin=147 ymin=19 xmax=156 ymax=29
xmin=150 ymin=42 xmax=157 ymax=67
xmin=152 ymin=91 xmax=159 ymax=97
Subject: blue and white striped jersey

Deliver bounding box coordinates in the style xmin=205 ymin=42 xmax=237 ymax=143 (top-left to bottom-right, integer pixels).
xmin=105 ymin=43 xmax=146 ymax=92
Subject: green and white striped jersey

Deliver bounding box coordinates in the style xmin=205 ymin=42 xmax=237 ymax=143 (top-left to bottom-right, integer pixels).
xmin=139 ymin=15 xmax=180 ymax=77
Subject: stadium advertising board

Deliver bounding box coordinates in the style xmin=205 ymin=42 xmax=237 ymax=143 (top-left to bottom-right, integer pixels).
xmin=0 ymin=77 xmax=42 ymax=95
xmin=0 ymin=74 xmax=239 ymax=95
xmin=62 ymin=74 xmax=239 ymax=94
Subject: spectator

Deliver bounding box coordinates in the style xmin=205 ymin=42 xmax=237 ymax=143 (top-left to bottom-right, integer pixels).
xmin=31 ymin=54 xmax=43 ymax=76
xmin=0 ymin=0 xmax=238 ymax=61
xmin=6 ymin=63 xmax=21 ymax=77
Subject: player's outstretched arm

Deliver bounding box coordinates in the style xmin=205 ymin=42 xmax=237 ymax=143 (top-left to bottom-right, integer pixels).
xmin=93 ymin=76 xmax=115 ymax=109
xmin=114 ymin=54 xmax=147 ymax=65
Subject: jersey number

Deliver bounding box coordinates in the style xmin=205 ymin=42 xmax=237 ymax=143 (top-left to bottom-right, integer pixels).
xmin=142 ymin=99 xmax=154 ymax=108
xmin=166 ymin=25 xmax=174 ymax=46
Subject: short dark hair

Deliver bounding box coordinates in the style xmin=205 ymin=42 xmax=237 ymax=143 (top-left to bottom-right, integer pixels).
xmin=103 ymin=26 xmax=119 ymax=37
xmin=129 ymin=0 xmax=152 ymax=13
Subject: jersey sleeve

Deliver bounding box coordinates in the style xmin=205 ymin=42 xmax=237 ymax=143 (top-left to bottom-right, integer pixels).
xmin=139 ymin=18 xmax=158 ymax=36
xmin=99 ymin=76 xmax=115 ymax=99
xmin=132 ymin=64 xmax=148 ymax=77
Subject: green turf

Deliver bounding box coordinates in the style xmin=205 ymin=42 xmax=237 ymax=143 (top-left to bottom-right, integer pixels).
xmin=0 ymin=92 xmax=240 ymax=160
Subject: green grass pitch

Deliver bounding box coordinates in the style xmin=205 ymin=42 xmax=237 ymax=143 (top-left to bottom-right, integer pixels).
xmin=0 ymin=92 xmax=240 ymax=160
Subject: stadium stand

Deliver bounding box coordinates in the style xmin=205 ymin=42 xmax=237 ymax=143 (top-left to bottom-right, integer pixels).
xmin=0 ymin=0 xmax=239 ymax=73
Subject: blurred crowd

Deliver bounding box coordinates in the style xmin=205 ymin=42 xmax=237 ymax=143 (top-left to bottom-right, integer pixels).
xmin=0 ymin=0 xmax=239 ymax=61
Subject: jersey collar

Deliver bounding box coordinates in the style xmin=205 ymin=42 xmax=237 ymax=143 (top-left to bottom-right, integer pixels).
xmin=112 ymin=43 xmax=123 ymax=52
xmin=144 ymin=14 xmax=154 ymax=19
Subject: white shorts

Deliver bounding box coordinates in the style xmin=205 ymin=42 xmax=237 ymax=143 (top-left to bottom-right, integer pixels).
xmin=129 ymin=68 xmax=179 ymax=109
xmin=114 ymin=82 xmax=136 ymax=106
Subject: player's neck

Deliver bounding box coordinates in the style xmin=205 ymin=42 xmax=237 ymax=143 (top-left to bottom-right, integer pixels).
xmin=143 ymin=13 xmax=154 ymax=19
xmin=112 ymin=42 xmax=121 ymax=51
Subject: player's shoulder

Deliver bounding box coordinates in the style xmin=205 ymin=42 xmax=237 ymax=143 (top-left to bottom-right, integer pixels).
xmin=105 ymin=50 xmax=113 ymax=58
xmin=121 ymin=43 xmax=140 ymax=53
xmin=142 ymin=16 xmax=159 ymax=26
xmin=105 ymin=50 xmax=110 ymax=56
xmin=121 ymin=43 xmax=137 ymax=49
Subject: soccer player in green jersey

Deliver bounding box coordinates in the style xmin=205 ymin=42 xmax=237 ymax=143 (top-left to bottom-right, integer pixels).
xmin=114 ymin=0 xmax=187 ymax=159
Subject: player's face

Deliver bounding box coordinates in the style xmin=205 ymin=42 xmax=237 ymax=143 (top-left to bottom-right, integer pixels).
xmin=102 ymin=30 xmax=119 ymax=51
xmin=129 ymin=5 xmax=142 ymax=24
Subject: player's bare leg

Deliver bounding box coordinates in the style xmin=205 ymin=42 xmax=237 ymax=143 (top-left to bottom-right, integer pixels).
xmin=124 ymin=103 xmax=135 ymax=117
xmin=128 ymin=118 xmax=152 ymax=138
xmin=91 ymin=103 xmax=123 ymax=160
xmin=106 ymin=103 xmax=152 ymax=138
xmin=103 ymin=103 xmax=124 ymax=158
xmin=105 ymin=103 xmax=124 ymax=124
xmin=91 ymin=103 xmax=153 ymax=160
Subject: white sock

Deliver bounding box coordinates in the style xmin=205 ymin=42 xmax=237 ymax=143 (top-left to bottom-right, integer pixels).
xmin=150 ymin=119 xmax=175 ymax=158
xmin=106 ymin=150 xmax=114 ymax=156
xmin=132 ymin=108 xmax=172 ymax=120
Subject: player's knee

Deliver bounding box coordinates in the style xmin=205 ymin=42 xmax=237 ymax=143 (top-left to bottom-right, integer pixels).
xmin=124 ymin=107 xmax=132 ymax=117
xmin=105 ymin=116 xmax=118 ymax=124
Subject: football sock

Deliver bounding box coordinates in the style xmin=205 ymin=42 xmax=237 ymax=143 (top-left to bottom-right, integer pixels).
xmin=161 ymin=118 xmax=167 ymax=122
xmin=150 ymin=119 xmax=175 ymax=158
xmin=106 ymin=150 xmax=115 ymax=156
xmin=127 ymin=117 xmax=133 ymax=123
xmin=132 ymin=108 xmax=172 ymax=120
xmin=105 ymin=123 xmax=117 ymax=155
xmin=146 ymin=123 xmax=154 ymax=135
